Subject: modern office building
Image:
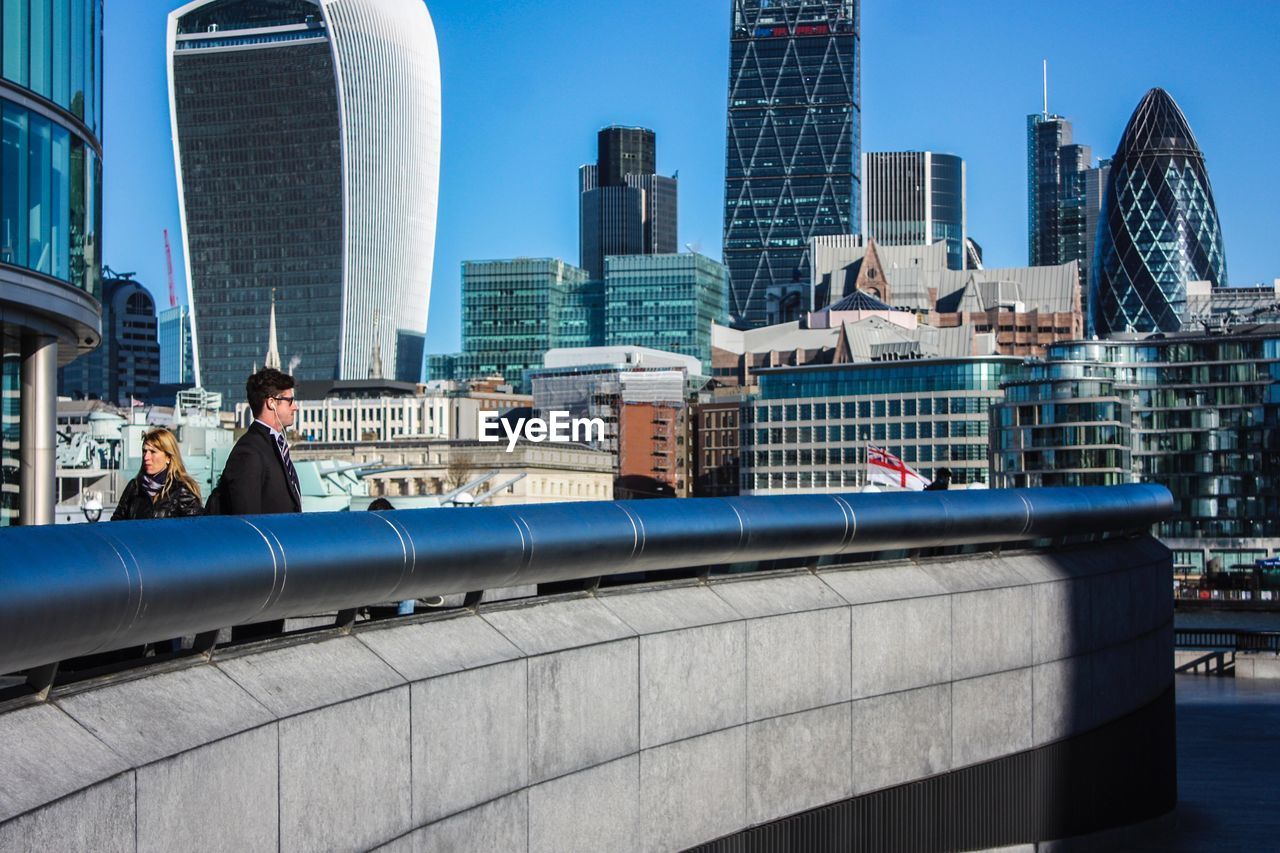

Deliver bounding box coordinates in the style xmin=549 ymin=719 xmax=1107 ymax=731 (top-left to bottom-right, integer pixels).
xmin=724 ymin=0 xmax=860 ymax=328
xmin=742 ymin=356 xmax=1020 ymax=494
xmin=159 ymin=303 xmax=194 ymax=385
xmin=1 ymin=0 xmax=104 ymax=525
xmin=1092 ymin=88 xmax=1229 ymax=337
xmin=528 ymin=346 xmax=701 ymax=457
xmin=1027 ymin=112 xmax=1090 ymax=267
xmin=993 ymin=327 xmax=1280 ymax=572
xmin=604 ymin=253 xmax=728 ymax=372
xmin=448 ymin=258 xmax=592 ymax=391
xmin=59 ymin=273 xmax=160 ymax=404
xmin=579 ymin=126 xmax=677 ymax=280
xmin=861 ymin=151 xmax=965 ymax=270
xmin=167 ymin=0 xmax=441 ymax=406
xmin=1187 ymin=279 xmax=1280 ymax=323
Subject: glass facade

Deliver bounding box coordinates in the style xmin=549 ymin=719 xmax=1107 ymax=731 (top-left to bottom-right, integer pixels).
xmin=172 ymin=28 xmax=344 ymax=405
xmin=456 ymin=259 xmax=591 ymax=391
xmin=1092 ymin=88 xmax=1228 ymax=336
xmin=993 ymin=333 xmax=1280 ymax=542
xmin=743 ymin=357 xmax=1019 ymax=493
xmin=1 ymin=0 xmax=102 ymax=296
xmin=159 ymin=303 xmax=194 ymax=385
xmin=604 ymin=253 xmax=729 ymax=373
xmin=724 ymin=0 xmax=860 ymax=327
xmin=1 ymin=344 xmax=17 ymax=526
xmin=862 ymin=151 xmax=965 ymax=271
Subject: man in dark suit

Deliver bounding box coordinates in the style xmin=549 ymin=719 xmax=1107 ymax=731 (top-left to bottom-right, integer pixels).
xmin=218 ymin=368 xmax=303 ymax=515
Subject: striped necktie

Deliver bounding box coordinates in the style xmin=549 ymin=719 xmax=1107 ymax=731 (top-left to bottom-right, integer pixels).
xmin=275 ymin=433 xmax=301 ymax=499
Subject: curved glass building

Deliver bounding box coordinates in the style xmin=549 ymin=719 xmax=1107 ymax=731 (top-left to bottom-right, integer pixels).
xmin=1091 ymin=88 xmax=1227 ymax=337
xmin=167 ymin=0 xmax=441 ymax=405
xmin=2 ymin=0 xmax=104 ymax=524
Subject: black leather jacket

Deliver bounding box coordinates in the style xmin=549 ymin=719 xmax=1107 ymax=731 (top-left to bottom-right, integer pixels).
xmin=111 ymin=477 xmax=204 ymax=521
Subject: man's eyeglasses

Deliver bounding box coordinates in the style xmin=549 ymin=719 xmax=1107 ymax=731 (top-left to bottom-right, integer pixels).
xmin=272 ymin=395 xmax=298 ymax=405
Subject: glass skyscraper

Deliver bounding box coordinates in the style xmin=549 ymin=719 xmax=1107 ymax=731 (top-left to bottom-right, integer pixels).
xmin=168 ymin=0 xmax=441 ymax=406
xmin=455 ymin=258 xmax=591 ymax=391
xmin=579 ymin=126 xmax=678 ymax=281
xmin=723 ymin=0 xmax=860 ymax=328
xmin=1 ymin=0 xmax=103 ymax=524
xmin=861 ymin=151 xmax=965 ymax=271
xmin=1091 ymin=88 xmax=1228 ymax=337
xmin=159 ymin=303 xmax=194 ymax=386
xmin=58 ymin=274 xmax=160 ymax=404
xmin=603 ymin=253 xmax=729 ymax=372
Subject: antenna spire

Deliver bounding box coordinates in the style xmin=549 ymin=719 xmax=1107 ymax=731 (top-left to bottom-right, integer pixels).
xmin=1042 ymin=59 xmax=1049 ymax=119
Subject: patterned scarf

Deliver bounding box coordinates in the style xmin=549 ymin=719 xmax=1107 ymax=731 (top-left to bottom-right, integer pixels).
xmin=141 ymin=469 xmax=169 ymax=497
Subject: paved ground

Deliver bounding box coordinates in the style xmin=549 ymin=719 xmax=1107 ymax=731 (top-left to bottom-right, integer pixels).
xmin=1131 ymin=674 xmax=1280 ymax=851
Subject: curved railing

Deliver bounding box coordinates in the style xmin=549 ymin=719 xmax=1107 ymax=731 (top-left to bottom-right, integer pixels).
xmin=0 ymin=485 xmax=1172 ymax=676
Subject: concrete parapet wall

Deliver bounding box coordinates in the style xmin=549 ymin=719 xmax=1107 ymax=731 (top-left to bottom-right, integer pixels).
xmin=0 ymin=537 xmax=1172 ymax=853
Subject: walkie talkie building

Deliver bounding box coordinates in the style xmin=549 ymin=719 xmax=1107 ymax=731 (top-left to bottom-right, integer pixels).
xmin=1091 ymin=88 xmax=1227 ymax=337
xmin=723 ymin=0 xmax=861 ymax=328
xmin=167 ymin=0 xmax=441 ymax=403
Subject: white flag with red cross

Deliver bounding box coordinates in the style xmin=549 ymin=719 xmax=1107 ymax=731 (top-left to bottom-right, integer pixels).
xmin=867 ymin=445 xmax=930 ymax=491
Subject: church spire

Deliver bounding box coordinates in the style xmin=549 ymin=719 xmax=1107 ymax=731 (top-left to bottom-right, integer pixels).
xmin=265 ymin=289 xmax=282 ymax=371
xmin=368 ymin=310 xmax=384 ymax=380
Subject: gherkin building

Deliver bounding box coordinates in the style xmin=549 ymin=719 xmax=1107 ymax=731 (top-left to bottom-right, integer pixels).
xmin=1091 ymin=88 xmax=1228 ymax=337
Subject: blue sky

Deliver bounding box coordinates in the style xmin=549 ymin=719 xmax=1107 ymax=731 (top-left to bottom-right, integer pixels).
xmin=105 ymin=1 xmax=1280 ymax=354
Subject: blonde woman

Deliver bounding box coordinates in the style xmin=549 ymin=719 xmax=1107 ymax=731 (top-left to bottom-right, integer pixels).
xmin=111 ymin=428 xmax=204 ymax=520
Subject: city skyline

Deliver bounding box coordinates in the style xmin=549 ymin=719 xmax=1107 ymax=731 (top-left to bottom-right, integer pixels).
xmin=104 ymin=1 xmax=1280 ymax=356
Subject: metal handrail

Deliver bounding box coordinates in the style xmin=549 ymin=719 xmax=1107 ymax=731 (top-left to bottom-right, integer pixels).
xmin=0 ymin=485 xmax=1172 ymax=676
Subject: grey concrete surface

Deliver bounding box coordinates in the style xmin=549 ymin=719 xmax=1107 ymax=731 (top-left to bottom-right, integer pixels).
xmin=278 ymin=688 xmax=412 ymax=853
xmin=57 ymin=665 xmax=274 ymax=766
xmin=528 ymin=755 xmax=639 ymax=853
xmin=819 ymin=561 xmax=948 ymax=604
xmin=355 ymin=612 xmax=523 ymax=681
xmin=639 ymin=621 xmax=746 ymax=748
xmin=599 ymin=584 xmax=741 ymax=633
xmin=849 ymin=595 xmax=951 ymax=699
xmin=217 ymin=636 xmax=403 ymax=717
xmin=952 ymin=668 xmax=1033 ymax=766
xmin=849 ymin=684 xmax=951 ymax=795
xmin=952 ymin=586 xmax=1034 ymax=679
xmin=746 ymin=703 xmax=854 ymax=825
xmin=482 ymin=596 xmax=635 ymax=655
xmin=640 ymin=726 xmax=747 ymax=852
xmin=710 ymin=571 xmax=846 ymax=618
xmin=136 ymin=724 xmax=278 ymax=853
xmin=0 ymin=540 xmax=1173 ymax=852
xmin=527 ymin=639 xmax=639 ymax=783
xmin=0 ymin=774 xmax=133 ymax=853
xmin=0 ymin=703 xmax=128 ymax=821
xmin=384 ymin=792 xmax=529 ymax=853
xmin=746 ymin=607 xmax=851 ymax=721
xmin=1033 ymin=657 xmax=1093 ymax=746
xmin=411 ymin=661 xmax=528 ymax=825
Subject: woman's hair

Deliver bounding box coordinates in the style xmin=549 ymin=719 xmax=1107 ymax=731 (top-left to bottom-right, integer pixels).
xmin=141 ymin=427 xmax=202 ymax=499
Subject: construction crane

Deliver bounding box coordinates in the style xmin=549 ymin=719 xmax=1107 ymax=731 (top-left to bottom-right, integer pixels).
xmin=163 ymin=229 xmax=177 ymax=308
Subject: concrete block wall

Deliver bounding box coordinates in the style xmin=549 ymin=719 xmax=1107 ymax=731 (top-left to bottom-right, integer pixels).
xmin=0 ymin=537 xmax=1172 ymax=853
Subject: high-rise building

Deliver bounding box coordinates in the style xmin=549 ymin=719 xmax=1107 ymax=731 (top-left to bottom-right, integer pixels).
xmin=861 ymin=151 xmax=966 ymax=271
xmin=159 ymin=303 xmax=194 ymax=386
xmin=603 ymin=253 xmax=729 ymax=372
xmin=167 ymin=0 xmax=441 ymax=406
xmin=723 ymin=0 xmax=861 ymax=328
xmin=579 ymin=126 xmax=677 ymax=280
xmin=452 ymin=258 xmax=591 ymax=390
xmin=59 ymin=274 xmax=160 ymax=405
xmin=1092 ymin=88 xmax=1228 ymax=337
xmin=1081 ymin=158 xmax=1111 ymax=332
xmin=1027 ymin=111 xmax=1094 ymax=313
xmin=993 ymin=328 xmax=1279 ymax=572
xmin=1 ymin=0 xmax=104 ymax=525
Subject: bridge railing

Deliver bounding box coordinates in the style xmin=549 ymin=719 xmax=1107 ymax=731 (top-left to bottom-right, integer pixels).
xmin=0 ymin=485 xmax=1172 ymax=679
xmin=1174 ymin=628 xmax=1280 ymax=653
